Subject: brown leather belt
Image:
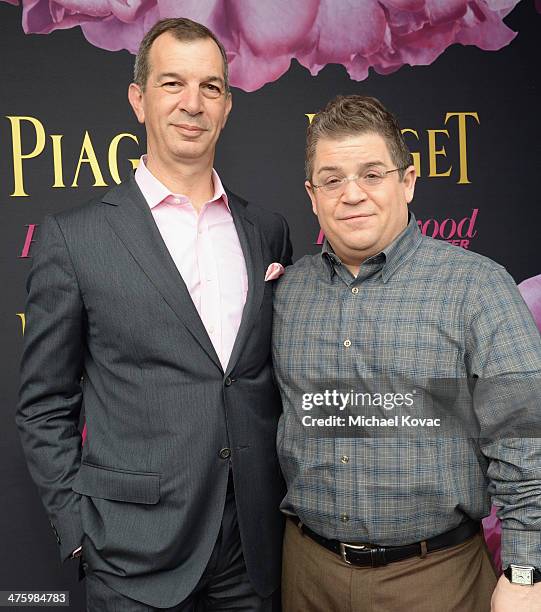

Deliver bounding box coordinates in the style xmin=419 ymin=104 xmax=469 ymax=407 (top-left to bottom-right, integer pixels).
xmin=291 ymin=517 xmax=480 ymax=567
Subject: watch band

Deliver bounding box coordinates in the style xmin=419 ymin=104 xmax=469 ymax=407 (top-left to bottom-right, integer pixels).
xmin=504 ymin=564 xmax=541 ymax=585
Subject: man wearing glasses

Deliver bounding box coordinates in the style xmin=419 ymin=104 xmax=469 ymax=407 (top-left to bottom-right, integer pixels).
xmin=272 ymin=95 xmax=541 ymax=611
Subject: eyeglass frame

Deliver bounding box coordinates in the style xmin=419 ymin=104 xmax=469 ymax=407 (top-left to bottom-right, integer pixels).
xmin=309 ymin=166 xmax=410 ymax=194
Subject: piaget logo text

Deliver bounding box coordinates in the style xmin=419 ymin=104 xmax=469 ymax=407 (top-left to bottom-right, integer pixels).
xmin=306 ymin=111 xmax=479 ymax=184
xmin=5 ymin=116 xmax=141 ymax=197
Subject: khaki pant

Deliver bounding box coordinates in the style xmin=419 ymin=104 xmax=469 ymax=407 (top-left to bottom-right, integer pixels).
xmin=282 ymin=519 xmax=497 ymax=612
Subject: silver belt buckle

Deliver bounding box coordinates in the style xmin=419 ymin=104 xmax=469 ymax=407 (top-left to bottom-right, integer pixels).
xmin=339 ymin=542 xmax=371 ymax=565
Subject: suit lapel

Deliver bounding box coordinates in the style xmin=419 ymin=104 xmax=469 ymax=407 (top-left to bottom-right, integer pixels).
xmin=225 ymin=191 xmax=265 ymax=377
xmin=101 ymin=176 xmax=223 ymax=372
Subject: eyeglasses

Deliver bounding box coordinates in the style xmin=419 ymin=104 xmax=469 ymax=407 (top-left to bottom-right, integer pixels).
xmin=311 ymin=167 xmax=408 ymax=195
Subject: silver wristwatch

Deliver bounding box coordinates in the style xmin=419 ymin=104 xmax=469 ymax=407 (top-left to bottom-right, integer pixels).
xmin=504 ymin=564 xmax=541 ymax=585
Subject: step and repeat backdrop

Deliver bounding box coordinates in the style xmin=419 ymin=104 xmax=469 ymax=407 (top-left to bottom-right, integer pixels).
xmin=1 ymin=1 xmax=540 ymax=608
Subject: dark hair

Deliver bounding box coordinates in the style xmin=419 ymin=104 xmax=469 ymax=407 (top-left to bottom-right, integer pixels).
xmin=134 ymin=18 xmax=229 ymax=92
xmin=306 ymin=95 xmax=412 ymax=181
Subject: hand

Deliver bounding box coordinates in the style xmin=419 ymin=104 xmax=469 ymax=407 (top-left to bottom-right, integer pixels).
xmin=491 ymin=574 xmax=541 ymax=611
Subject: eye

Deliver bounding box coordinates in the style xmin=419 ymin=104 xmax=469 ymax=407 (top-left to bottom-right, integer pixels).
xmin=324 ymin=177 xmax=343 ymax=187
xmin=363 ymin=171 xmax=384 ymax=183
xmin=161 ymin=81 xmax=182 ymax=93
xmin=202 ymin=83 xmax=222 ymax=98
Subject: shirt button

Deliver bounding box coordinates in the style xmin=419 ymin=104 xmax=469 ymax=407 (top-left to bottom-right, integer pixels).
xmin=351 ymin=287 xmax=359 ymax=294
xmin=340 ymin=455 xmax=349 ymax=464
xmin=173 ymin=197 xmax=181 ymax=204
xmin=219 ymin=448 xmax=231 ymax=460
xmin=343 ymin=339 xmax=351 ymax=348
xmin=340 ymin=514 xmax=349 ymax=523
xmin=224 ymin=377 xmax=233 ymax=387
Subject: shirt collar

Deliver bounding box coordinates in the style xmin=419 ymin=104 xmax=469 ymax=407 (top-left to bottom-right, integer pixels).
xmin=321 ymin=212 xmax=423 ymax=283
xmin=134 ymin=155 xmax=230 ymax=211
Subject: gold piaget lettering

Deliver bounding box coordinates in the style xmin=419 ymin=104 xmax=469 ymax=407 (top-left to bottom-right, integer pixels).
xmin=71 ymin=131 xmax=108 ymax=187
xmin=7 ymin=116 xmax=46 ymax=197
xmin=108 ymin=133 xmax=140 ymax=184
xmin=427 ymin=129 xmax=452 ymax=177
xmin=50 ymin=134 xmax=65 ymax=188
xmin=16 ymin=313 xmax=26 ymax=335
xmin=4 ymin=116 xmax=142 ymax=195
xmin=445 ymin=112 xmax=480 ymax=184
xmin=305 ymin=111 xmax=479 ymax=185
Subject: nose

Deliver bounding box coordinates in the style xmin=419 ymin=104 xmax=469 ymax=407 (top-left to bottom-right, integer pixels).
xmin=178 ymin=84 xmax=203 ymax=116
xmin=341 ymin=177 xmax=368 ymax=205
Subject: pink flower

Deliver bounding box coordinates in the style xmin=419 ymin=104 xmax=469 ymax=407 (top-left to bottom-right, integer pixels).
xmin=15 ymin=0 xmax=520 ymax=92
xmin=19 ymin=0 xmax=152 ymax=36
xmin=482 ymin=506 xmax=502 ymax=574
xmin=519 ymin=274 xmax=541 ymax=332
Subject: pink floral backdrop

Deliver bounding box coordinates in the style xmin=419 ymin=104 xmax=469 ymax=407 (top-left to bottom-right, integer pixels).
xmin=5 ymin=0 xmax=540 ymax=576
xmin=2 ymin=0 xmax=529 ymax=91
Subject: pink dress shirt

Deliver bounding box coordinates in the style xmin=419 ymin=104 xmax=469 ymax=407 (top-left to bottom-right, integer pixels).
xmin=135 ymin=156 xmax=248 ymax=371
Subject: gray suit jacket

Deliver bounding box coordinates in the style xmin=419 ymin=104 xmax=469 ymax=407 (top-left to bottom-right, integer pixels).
xmin=16 ymin=175 xmax=292 ymax=607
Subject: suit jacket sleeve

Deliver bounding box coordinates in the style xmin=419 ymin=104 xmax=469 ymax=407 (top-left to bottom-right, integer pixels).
xmin=16 ymin=214 xmax=85 ymax=561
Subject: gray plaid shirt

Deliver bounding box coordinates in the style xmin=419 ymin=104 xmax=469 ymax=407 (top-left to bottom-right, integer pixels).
xmin=272 ymin=213 xmax=541 ymax=568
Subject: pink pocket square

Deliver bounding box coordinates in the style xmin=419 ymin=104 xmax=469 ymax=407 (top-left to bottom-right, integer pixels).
xmin=265 ymin=262 xmax=285 ymax=281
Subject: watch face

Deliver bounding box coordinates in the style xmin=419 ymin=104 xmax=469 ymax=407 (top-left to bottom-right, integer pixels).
xmin=511 ymin=566 xmax=534 ymax=585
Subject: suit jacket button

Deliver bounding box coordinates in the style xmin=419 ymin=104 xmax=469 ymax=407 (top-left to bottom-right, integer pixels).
xmin=219 ymin=448 xmax=231 ymax=459
xmin=224 ymin=377 xmax=233 ymax=387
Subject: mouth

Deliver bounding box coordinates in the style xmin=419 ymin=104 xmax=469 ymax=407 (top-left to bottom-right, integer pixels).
xmin=172 ymin=124 xmax=207 ymax=134
xmin=338 ymin=213 xmax=375 ymax=221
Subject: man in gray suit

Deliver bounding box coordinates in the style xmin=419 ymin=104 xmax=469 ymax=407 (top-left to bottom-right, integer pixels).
xmin=17 ymin=18 xmax=291 ymax=611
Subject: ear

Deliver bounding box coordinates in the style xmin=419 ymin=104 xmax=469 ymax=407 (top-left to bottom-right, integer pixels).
xmin=402 ymin=164 xmax=417 ymax=204
xmin=221 ymin=92 xmax=233 ymax=128
xmin=305 ymin=180 xmax=318 ymax=216
xmin=128 ymin=83 xmax=145 ymax=124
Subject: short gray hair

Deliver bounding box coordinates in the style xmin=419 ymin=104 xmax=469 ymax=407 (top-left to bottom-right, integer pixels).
xmin=134 ymin=17 xmax=229 ymax=93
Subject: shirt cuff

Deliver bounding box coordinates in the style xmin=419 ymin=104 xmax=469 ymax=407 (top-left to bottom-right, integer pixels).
xmin=501 ymin=528 xmax=541 ymax=569
xmin=71 ymin=546 xmax=82 ymax=558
